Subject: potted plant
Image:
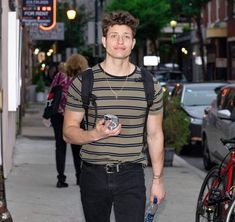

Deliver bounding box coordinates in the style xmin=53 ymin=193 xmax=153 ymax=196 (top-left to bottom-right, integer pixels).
xmin=35 ymin=76 xmax=46 ymax=102
xmin=163 ymin=89 xmax=190 ymax=166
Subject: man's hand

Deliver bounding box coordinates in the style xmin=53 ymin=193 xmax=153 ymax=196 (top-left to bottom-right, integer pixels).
xmin=150 ymin=178 xmax=166 ymax=204
xmin=94 ymin=119 xmax=122 ymax=139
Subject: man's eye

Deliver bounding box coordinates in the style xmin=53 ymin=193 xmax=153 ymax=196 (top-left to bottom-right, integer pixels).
xmin=124 ymin=35 xmax=131 ymax=39
xmin=110 ymin=34 xmax=117 ymax=38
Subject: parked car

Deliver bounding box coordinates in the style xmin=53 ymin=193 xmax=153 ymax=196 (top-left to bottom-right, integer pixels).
xmin=171 ymin=82 xmax=226 ymax=146
xmin=201 ymin=84 xmax=235 ymax=170
xmin=152 ymin=69 xmax=187 ymax=94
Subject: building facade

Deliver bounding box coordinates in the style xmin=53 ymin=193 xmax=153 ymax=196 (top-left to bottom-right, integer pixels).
xmin=204 ymin=0 xmax=235 ymax=80
xmin=0 ymin=0 xmax=22 ymax=177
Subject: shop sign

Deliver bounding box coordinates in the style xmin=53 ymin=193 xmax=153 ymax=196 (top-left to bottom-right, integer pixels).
xmin=22 ymin=0 xmax=56 ymax=30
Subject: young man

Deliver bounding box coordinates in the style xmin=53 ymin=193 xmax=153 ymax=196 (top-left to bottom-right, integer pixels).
xmin=63 ymin=11 xmax=165 ymax=222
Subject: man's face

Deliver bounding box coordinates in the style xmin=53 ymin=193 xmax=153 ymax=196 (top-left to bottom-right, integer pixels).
xmin=102 ymin=24 xmax=136 ymax=60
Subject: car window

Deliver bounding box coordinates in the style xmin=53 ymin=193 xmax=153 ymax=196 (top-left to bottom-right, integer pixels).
xmin=171 ymin=84 xmax=183 ymax=97
xmin=232 ymin=96 xmax=235 ymax=119
xmin=156 ymin=73 xmax=168 ymax=82
xmin=183 ymin=87 xmax=218 ymax=106
xmin=223 ymin=89 xmax=235 ymax=113
xmin=154 ymin=71 xmax=187 ymax=83
xmin=168 ymin=72 xmax=186 ymax=82
xmin=217 ymin=87 xmax=230 ymax=109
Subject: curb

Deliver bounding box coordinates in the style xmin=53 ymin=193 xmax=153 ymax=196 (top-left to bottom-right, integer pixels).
xmin=173 ymin=154 xmax=207 ymax=180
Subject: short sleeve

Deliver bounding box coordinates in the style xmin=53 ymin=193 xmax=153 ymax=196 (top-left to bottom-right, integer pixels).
xmin=66 ymin=76 xmax=84 ymax=112
xmin=149 ymin=81 xmax=163 ymax=114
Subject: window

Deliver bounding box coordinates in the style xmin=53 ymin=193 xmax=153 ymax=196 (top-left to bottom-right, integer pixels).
xmin=223 ymin=89 xmax=235 ymax=112
xmin=208 ymin=2 xmax=211 ymax=25
xmin=183 ymin=87 xmax=218 ymax=106
xmin=171 ymin=84 xmax=183 ymax=98
xmin=233 ymin=0 xmax=235 ymax=18
xmin=225 ymin=0 xmax=228 ymax=19
xmin=216 ymin=0 xmax=220 ymax=21
xmin=217 ymin=87 xmax=230 ymax=109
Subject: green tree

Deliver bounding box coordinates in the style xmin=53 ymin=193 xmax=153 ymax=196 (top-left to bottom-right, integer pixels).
xmin=105 ymin=0 xmax=171 ymax=55
xmin=57 ymin=4 xmax=91 ymax=53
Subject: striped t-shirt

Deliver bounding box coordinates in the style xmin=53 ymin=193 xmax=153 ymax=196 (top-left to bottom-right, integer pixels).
xmin=66 ymin=64 xmax=163 ymax=165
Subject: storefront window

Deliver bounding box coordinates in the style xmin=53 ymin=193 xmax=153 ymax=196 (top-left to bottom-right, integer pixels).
xmin=231 ymin=44 xmax=235 ymax=78
xmin=233 ymin=0 xmax=235 ymax=17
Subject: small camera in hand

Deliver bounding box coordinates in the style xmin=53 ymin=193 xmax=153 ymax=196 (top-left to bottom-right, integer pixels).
xmin=104 ymin=114 xmax=119 ymax=130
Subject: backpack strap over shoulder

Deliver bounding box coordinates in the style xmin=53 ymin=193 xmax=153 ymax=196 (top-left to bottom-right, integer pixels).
xmin=81 ymin=68 xmax=97 ymax=129
xmin=140 ymin=67 xmax=155 ymax=150
xmin=141 ymin=67 xmax=154 ymax=108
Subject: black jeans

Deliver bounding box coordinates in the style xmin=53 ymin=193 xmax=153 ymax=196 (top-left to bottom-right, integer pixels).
xmin=51 ymin=113 xmax=81 ymax=182
xmin=80 ymin=162 xmax=146 ymax=222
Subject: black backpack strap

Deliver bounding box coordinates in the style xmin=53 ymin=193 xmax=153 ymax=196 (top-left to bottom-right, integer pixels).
xmin=140 ymin=67 xmax=155 ymax=149
xmin=141 ymin=67 xmax=154 ymax=107
xmin=81 ymin=68 xmax=97 ymax=130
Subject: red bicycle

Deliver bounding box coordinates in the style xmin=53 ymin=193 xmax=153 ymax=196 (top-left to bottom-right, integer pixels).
xmin=196 ymin=138 xmax=235 ymax=222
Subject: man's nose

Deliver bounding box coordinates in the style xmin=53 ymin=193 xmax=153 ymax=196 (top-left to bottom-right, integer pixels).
xmin=117 ymin=35 xmax=124 ymax=44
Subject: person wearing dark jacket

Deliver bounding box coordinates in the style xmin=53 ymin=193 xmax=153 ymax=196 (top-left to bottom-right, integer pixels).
xmin=50 ymin=55 xmax=88 ymax=188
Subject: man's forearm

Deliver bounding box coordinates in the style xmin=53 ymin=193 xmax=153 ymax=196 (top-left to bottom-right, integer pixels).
xmin=63 ymin=126 xmax=100 ymax=145
xmin=147 ymin=133 xmax=164 ymax=177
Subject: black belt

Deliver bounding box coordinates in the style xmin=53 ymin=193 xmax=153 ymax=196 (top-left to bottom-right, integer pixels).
xmin=82 ymin=161 xmax=142 ymax=174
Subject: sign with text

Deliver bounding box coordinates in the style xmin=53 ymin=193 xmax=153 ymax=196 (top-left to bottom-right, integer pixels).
xmin=22 ymin=0 xmax=56 ymax=30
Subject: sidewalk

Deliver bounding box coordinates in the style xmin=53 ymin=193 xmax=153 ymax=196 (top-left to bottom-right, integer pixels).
xmin=5 ymin=103 xmax=206 ymax=222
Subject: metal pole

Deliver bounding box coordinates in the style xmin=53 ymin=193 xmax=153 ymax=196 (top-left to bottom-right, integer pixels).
xmin=172 ymin=27 xmax=174 ymax=70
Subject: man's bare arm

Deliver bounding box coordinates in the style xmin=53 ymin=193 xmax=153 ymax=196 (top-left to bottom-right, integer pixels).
xmin=147 ymin=112 xmax=165 ymax=204
xmin=63 ymin=109 xmax=121 ymax=145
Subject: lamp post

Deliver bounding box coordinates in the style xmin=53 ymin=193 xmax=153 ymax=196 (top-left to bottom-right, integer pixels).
xmin=66 ymin=0 xmax=77 ymax=20
xmin=170 ymin=20 xmax=177 ymax=70
xmin=66 ymin=9 xmax=76 ymax=20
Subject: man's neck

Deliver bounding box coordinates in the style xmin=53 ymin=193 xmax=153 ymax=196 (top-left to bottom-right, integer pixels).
xmin=100 ymin=58 xmax=134 ymax=77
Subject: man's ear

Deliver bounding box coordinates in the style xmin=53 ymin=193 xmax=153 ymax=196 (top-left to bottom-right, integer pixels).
xmin=132 ymin=38 xmax=136 ymax=49
xmin=102 ymin=36 xmax=106 ymax=48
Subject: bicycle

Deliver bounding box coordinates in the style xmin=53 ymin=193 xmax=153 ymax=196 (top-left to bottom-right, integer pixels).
xmin=226 ymin=197 xmax=235 ymax=221
xmin=196 ymin=138 xmax=235 ymax=222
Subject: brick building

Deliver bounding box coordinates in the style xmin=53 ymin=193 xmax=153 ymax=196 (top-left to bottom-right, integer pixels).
xmin=203 ymin=0 xmax=235 ymax=80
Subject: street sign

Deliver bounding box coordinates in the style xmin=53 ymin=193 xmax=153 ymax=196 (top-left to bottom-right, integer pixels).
xmin=22 ymin=0 xmax=56 ymax=30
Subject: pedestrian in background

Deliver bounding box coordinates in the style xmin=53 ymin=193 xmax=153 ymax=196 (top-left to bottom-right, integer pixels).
xmin=50 ymin=55 xmax=88 ymax=188
xmin=63 ymin=11 xmax=165 ymax=221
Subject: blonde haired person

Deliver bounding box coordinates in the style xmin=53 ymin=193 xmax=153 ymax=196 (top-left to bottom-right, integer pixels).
xmin=50 ymin=54 xmax=88 ymax=188
xmin=65 ymin=53 xmax=89 ymax=76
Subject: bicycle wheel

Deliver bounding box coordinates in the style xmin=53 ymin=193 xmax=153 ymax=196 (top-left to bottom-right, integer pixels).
xmin=195 ymin=166 xmax=228 ymax=222
xmin=226 ymin=199 xmax=235 ymax=222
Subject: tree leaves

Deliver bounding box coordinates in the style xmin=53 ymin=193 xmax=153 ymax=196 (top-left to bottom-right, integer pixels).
xmin=105 ymin=0 xmax=171 ymax=40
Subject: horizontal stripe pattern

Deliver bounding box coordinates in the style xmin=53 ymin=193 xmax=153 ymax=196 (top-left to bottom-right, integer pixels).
xmin=66 ymin=64 xmax=163 ymax=164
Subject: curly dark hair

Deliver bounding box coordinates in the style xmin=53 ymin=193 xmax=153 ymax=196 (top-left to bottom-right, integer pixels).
xmin=102 ymin=11 xmax=139 ymax=37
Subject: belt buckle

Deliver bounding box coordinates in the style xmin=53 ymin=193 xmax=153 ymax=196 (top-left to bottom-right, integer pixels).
xmin=105 ymin=164 xmax=120 ymax=174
